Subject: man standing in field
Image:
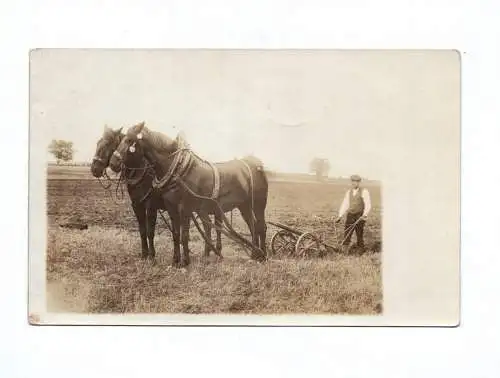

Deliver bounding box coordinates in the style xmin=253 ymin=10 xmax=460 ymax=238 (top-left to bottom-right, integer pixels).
xmin=335 ymin=174 xmax=372 ymax=252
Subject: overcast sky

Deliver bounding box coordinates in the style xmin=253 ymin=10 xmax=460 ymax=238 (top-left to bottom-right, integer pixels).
xmin=30 ymin=49 xmax=459 ymax=179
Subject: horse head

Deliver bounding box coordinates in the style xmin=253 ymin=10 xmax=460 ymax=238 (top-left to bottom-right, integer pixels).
xmin=90 ymin=125 xmax=123 ymax=177
xmin=109 ymin=121 xmax=148 ymax=173
xmin=110 ymin=121 xmax=184 ymax=176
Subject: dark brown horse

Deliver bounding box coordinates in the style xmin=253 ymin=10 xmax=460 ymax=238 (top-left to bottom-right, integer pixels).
xmin=90 ymin=126 xmax=177 ymax=260
xmin=109 ymin=122 xmax=268 ymax=267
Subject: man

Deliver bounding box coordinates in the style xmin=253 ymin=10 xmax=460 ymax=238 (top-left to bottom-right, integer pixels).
xmin=335 ymin=174 xmax=372 ymax=252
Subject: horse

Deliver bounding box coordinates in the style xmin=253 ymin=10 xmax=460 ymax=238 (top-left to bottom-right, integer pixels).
xmin=90 ymin=125 xmax=177 ymax=261
xmin=109 ymin=122 xmax=268 ymax=267
xmin=90 ymin=125 xmax=224 ymax=262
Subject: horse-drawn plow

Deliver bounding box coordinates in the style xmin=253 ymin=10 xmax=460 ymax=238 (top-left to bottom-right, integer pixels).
xmin=268 ymin=221 xmax=339 ymax=258
xmin=156 ymin=206 xmax=347 ymax=261
xmin=89 ymin=123 xmax=379 ymax=265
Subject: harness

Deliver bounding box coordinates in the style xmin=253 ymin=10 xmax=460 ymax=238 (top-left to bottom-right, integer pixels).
xmin=149 ymin=132 xmax=222 ymax=200
xmin=152 ymin=149 xmax=221 ymax=200
xmin=207 ymin=161 xmax=220 ymax=199
xmin=151 ymin=148 xmax=191 ymax=191
xmin=112 ymin=131 xmax=262 ymax=219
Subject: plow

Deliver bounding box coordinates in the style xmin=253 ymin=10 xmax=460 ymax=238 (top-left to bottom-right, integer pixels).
xmin=156 ymin=208 xmax=354 ymax=260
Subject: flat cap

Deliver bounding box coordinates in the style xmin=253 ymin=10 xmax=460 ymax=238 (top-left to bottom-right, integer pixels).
xmin=350 ymin=174 xmax=362 ymax=181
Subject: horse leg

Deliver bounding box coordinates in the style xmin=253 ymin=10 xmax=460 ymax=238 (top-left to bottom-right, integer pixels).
xmin=169 ymin=207 xmax=181 ymax=267
xmin=254 ymin=202 xmax=267 ymax=255
xmin=214 ymin=211 xmax=223 ymax=259
xmin=238 ymin=204 xmax=258 ymax=246
xmin=239 ymin=204 xmax=268 ymax=261
xmin=180 ymin=210 xmax=191 ymax=267
xmin=200 ymin=211 xmax=212 ymax=258
xmin=146 ymin=202 xmax=158 ymax=261
xmin=132 ymin=203 xmax=149 ymax=259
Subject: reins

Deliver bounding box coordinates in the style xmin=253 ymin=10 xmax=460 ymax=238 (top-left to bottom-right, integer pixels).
xmin=97 ymin=169 xmax=113 ymax=190
xmin=334 ymin=216 xmax=364 ymax=246
xmin=96 ymin=160 xmax=156 ymax=205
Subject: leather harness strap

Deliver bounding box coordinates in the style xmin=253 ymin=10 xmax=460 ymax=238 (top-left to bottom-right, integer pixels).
xmin=152 ymin=148 xmax=221 ymax=200
xmin=152 ymin=148 xmax=188 ymax=189
xmin=207 ymin=161 xmax=220 ymax=200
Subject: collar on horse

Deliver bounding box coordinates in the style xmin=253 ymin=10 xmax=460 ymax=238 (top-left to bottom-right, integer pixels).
xmin=152 ymin=148 xmax=191 ymax=190
xmin=152 ymin=146 xmax=221 ymax=200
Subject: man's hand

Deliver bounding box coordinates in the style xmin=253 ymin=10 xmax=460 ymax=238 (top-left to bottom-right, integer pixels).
xmin=361 ymin=215 xmax=368 ymax=221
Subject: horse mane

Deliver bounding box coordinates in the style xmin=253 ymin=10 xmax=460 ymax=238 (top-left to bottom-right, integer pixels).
xmin=175 ymin=131 xmax=190 ymax=149
xmin=103 ymin=127 xmax=117 ymax=141
xmin=142 ymin=127 xmax=177 ymax=153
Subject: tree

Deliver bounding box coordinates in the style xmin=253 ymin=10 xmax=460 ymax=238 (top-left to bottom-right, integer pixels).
xmin=48 ymin=140 xmax=74 ymax=164
xmin=309 ymin=157 xmax=330 ymax=181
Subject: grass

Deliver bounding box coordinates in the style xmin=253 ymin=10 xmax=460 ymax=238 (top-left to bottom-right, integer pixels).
xmin=46 ymin=165 xmax=383 ymax=315
xmin=47 ymin=226 xmax=382 ymax=314
xmin=47 ymin=227 xmax=382 ymax=314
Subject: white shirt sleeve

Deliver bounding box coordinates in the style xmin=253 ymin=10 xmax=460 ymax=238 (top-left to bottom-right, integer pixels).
xmin=362 ymin=189 xmax=372 ymax=217
xmin=338 ymin=190 xmax=350 ymax=218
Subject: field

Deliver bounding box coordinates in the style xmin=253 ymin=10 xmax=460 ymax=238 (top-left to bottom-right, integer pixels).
xmin=46 ymin=165 xmax=383 ymax=315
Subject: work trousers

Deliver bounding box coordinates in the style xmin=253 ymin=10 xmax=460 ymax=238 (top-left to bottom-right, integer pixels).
xmin=343 ymin=212 xmax=365 ymax=247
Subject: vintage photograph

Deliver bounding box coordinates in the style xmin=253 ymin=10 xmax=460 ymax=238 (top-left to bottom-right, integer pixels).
xmin=29 ymin=49 xmax=459 ymax=325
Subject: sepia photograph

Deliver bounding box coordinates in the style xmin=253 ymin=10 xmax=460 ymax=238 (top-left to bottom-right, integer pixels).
xmin=29 ymin=49 xmax=459 ymax=325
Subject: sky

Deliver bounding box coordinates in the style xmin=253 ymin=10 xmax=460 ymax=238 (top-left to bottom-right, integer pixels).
xmin=30 ymin=49 xmax=460 ymax=178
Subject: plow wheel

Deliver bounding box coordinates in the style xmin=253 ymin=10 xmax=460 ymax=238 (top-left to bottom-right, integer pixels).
xmin=295 ymin=232 xmax=322 ymax=258
xmin=271 ymin=230 xmax=298 ymax=257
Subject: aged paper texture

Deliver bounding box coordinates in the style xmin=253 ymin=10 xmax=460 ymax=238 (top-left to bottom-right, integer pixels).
xmin=29 ymin=49 xmax=459 ymax=325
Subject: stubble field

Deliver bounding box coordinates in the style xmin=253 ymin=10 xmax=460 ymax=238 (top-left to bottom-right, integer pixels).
xmin=46 ymin=165 xmax=382 ymax=315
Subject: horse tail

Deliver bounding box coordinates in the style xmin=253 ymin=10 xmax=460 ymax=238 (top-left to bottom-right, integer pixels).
xmin=241 ymin=156 xmax=268 ymax=206
xmin=257 ymin=163 xmax=268 ymax=190
xmin=239 ymin=158 xmax=256 ymax=222
xmin=245 ymin=156 xmax=268 ymax=190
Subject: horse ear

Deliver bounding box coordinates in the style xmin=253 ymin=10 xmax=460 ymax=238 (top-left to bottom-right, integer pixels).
xmin=115 ymin=127 xmax=123 ymax=135
xmin=137 ymin=122 xmax=145 ymax=132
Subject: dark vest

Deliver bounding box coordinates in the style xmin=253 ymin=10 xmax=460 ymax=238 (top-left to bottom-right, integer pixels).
xmin=348 ymin=188 xmax=365 ymax=214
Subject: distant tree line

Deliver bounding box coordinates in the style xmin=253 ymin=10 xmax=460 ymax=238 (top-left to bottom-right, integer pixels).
xmin=309 ymin=157 xmax=330 ymax=181
xmin=48 ymin=139 xmax=74 ymax=164
xmin=47 ymin=140 xmax=333 ymax=182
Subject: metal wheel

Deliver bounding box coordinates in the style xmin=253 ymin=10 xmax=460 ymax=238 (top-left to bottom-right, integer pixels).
xmin=271 ymin=230 xmax=298 ymax=257
xmin=295 ymin=232 xmax=321 ymax=258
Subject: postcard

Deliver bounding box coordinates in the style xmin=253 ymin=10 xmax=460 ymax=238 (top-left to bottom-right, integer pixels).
xmin=29 ymin=49 xmax=460 ymax=325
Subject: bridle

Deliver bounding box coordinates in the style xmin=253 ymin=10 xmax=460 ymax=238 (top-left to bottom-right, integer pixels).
xmin=112 ymin=149 xmax=126 ymax=162
xmin=92 ymin=155 xmax=114 ymax=189
xmin=110 ymin=140 xmax=158 ymax=186
xmin=92 ymin=156 xmax=106 ymax=164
